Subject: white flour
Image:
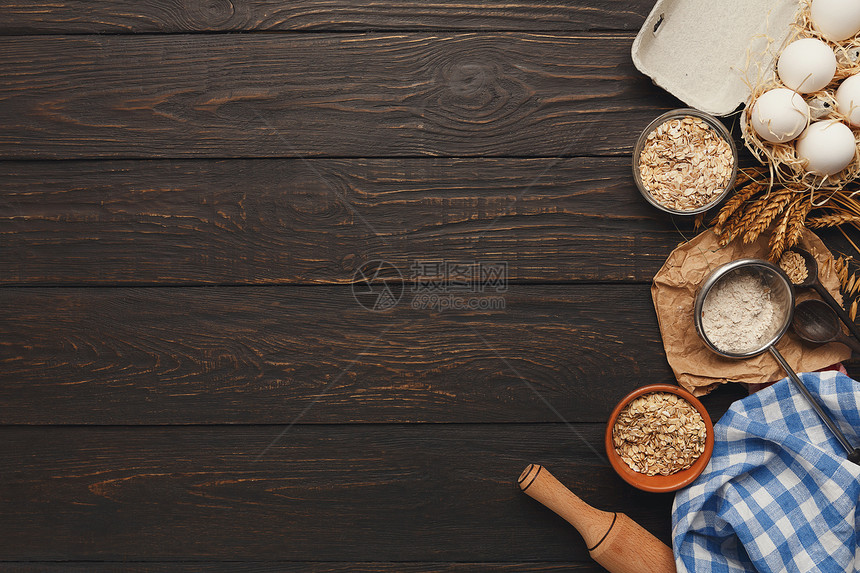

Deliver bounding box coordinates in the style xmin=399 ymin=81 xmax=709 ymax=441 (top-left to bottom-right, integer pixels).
xmin=701 ymin=271 xmax=781 ymax=354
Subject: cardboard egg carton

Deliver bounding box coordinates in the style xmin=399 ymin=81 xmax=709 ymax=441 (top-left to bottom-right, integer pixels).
xmin=632 ymin=0 xmax=801 ymax=116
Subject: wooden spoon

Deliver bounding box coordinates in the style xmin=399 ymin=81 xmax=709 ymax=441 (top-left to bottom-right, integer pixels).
xmin=789 ymin=248 xmax=860 ymax=343
xmin=792 ymin=298 xmax=860 ymax=354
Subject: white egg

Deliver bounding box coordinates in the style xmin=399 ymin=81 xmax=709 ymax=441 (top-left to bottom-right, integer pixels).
xmin=795 ymin=120 xmax=857 ymax=175
xmin=750 ymin=88 xmax=810 ymax=143
xmin=836 ymin=74 xmax=860 ymax=126
xmin=777 ymin=38 xmax=837 ymax=93
xmin=811 ymin=0 xmax=860 ymax=42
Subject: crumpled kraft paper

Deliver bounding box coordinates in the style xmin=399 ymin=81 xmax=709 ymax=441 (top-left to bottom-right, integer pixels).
xmin=652 ymin=229 xmax=851 ymax=396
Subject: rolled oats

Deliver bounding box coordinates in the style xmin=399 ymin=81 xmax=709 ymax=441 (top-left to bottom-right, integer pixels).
xmin=638 ymin=116 xmax=735 ymax=212
xmin=779 ymin=250 xmax=808 ymax=285
xmin=612 ymin=391 xmax=707 ymax=476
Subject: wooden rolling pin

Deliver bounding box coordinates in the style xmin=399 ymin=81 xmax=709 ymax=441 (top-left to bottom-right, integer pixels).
xmin=518 ymin=464 xmax=676 ymax=573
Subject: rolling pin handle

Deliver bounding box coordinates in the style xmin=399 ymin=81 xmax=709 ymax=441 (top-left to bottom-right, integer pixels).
xmin=519 ymin=464 xmax=676 ymax=573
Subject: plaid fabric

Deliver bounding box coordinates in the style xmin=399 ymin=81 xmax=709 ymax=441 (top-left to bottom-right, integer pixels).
xmin=673 ymin=371 xmax=860 ymax=572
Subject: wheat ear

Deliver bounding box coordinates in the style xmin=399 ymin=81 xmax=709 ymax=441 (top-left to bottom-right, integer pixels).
xmin=768 ymin=200 xmax=796 ymax=262
xmin=742 ymin=189 xmax=794 ymax=244
xmin=834 ymin=256 xmax=852 ymax=286
xmin=714 ymin=181 xmax=764 ymax=233
xmin=806 ymin=212 xmax=860 ymax=228
xmin=718 ymin=187 xmax=772 ymax=247
xmin=783 ymin=198 xmax=813 ymax=254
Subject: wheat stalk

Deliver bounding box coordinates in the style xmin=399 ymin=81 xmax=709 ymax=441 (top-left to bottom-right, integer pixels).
xmin=732 ymin=168 xmax=757 ymax=189
xmin=714 ymin=181 xmax=764 ymax=233
xmin=718 ymin=188 xmax=771 ymax=246
xmin=834 ymin=256 xmax=852 ymax=285
xmin=831 ymin=255 xmax=860 ymax=320
xmin=706 ymin=166 xmax=860 ymax=309
xmin=847 ymin=272 xmax=858 ymax=296
xmin=784 ymin=198 xmax=813 ymax=253
xmin=850 ymin=272 xmax=860 ymax=297
xmin=742 ymin=189 xmax=794 ymax=244
xmin=768 ymin=200 xmax=796 ymax=262
xmin=717 ymin=188 xmax=790 ymax=247
xmin=806 ymin=212 xmax=860 ymax=228
xmin=704 ymin=160 xmax=860 ymax=299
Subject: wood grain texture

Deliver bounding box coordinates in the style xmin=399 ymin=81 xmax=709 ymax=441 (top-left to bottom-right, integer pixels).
xmin=0 ymin=563 xmax=606 ymax=572
xmin=0 ymin=284 xmax=748 ymax=425
xmin=0 ymin=158 xmax=693 ymax=286
xmin=3 ymin=564 xmax=620 ymax=573
xmin=0 ymin=33 xmax=679 ymax=159
xmin=0 ymin=424 xmax=673 ymax=561
xmin=0 ymin=0 xmax=655 ymax=33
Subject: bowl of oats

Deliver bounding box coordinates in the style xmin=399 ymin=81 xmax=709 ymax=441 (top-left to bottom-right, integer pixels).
xmin=633 ymin=109 xmax=738 ymax=215
xmin=605 ymin=383 xmax=714 ymax=492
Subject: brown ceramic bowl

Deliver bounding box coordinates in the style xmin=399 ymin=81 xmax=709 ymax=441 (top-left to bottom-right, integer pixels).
xmin=605 ymin=383 xmax=714 ymax=493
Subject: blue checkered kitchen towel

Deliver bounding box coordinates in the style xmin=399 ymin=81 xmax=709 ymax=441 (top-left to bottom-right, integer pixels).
xmin=673 ymin=370 xmax=860 ymax=572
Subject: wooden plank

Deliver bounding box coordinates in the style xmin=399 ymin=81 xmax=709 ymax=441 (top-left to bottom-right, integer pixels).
xmin=0 ymin=285 xmax=749 ymax=425
xmin=0 ymin=563 xmax=605 ymax=572
xmin=0 ymin=34 xmax=679 ymax=159
xmin=0 ymin=158 xmax=691 ymax=286
xmin=0 ymin=1 xmax=656 ymax=34
xmin=0 ymin=424 xmax=674 ymax=561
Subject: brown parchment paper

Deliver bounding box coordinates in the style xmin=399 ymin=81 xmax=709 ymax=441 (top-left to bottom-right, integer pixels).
xmin=652 ymin=229 xmax=851 ymax=396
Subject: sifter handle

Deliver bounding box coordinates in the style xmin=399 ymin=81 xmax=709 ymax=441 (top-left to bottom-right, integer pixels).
xmin=768 ymin=345 xmax=860 ymax=463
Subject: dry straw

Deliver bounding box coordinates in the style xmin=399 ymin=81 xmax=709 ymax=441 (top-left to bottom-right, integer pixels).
xmin=742 ymin=2 xmax=860 ymax=193
xmin=711 ymin=2 xmax=860 ymax=318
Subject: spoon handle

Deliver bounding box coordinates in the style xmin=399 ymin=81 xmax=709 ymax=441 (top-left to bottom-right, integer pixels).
xmin=836 ymin=332 xmax=860 ymax=354
xmin=813 ymin=283 xmax=860 ymax=343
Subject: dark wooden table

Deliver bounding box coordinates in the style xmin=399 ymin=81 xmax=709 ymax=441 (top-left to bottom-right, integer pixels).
xmin=4 ymin=2 xmax=855 ymax=571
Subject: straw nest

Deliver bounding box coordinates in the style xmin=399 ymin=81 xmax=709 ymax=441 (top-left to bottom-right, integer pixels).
xmin=742 ymin=1 xmax=860 ymax=192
